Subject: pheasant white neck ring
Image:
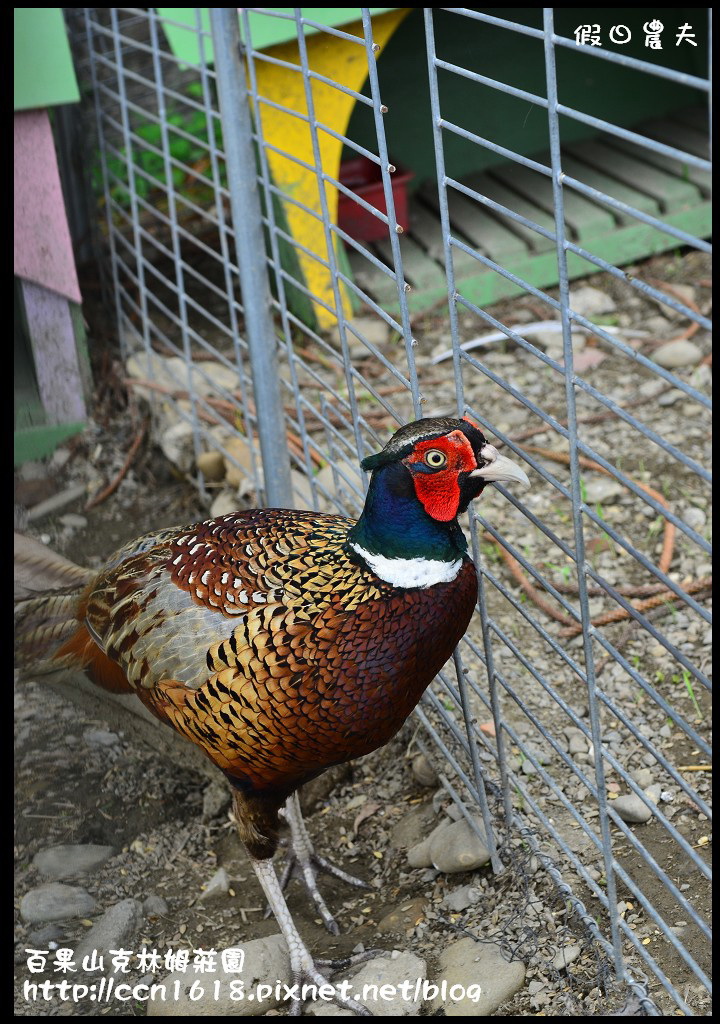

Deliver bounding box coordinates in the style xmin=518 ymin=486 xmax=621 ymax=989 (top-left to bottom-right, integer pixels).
xmin=350 ymin=542 xmax=463 ymax=589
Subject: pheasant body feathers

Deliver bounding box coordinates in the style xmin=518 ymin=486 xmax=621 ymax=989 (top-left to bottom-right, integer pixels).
xmin=79 ymin=509 xmax=477 ymax=795
xmin=15 ymin=417 xmax=530 ymax=856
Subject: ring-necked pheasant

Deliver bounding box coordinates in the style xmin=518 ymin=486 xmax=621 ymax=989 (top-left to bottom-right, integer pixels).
xmin=15 ymin=415 xmax=528 ymax=1015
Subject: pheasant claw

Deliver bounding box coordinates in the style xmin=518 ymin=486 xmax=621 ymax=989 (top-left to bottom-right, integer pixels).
xmin=251 ymin=856 xmax=373 ymax=1016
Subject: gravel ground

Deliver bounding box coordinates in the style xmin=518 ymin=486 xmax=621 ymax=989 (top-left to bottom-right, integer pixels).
xmin=15 ymin=250 xmax=711 ymax=1016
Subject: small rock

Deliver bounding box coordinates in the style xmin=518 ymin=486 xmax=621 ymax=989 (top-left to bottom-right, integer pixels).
xmin=341 ymin=315 xmax=391 ymax=351
xmin=20 ymin=883 xmax=95 ymax=924
xmin=195 ymin=361 xmax=242 ymax=395
xmin=159 ymin=420 xmax=196 ymax=474
xmin=27 ymin=923 xmax=66 ymax=947
xmin=74 ymin=899 xmax=144 ymax=972
xmin=681 ymin=401 xmax=704 ymax=417
xmin=377 ymin=898 xmax=427 ymax=934
xmin=443 ymin=884 xmax=481 ymax=913
xmin=148 ymin=934 xmax=291 ymax=1016
xmin=643 ymin=314 xmax=674 ymax=336
xmin=200 ymin=867 xmax=230 ymax=901
xmin=17 ymin=460 xmax=50 ymax=482
xmin=143 ymin=894 xmax=169 ymax=917
xmin=50 ymin=447 xmax=72 ymax=470
xmin=631 ymin=768 xmax=654 ymax=789
xmin=583 ymin=478 xmax=625 ymax=503
xmin=84 ymin=729 xmax=120 ymax=747
xmin=684 ymin=507 xmax=706 ymax=531
xmin=430 ymin=817 xmax=490 ymax=873
xmin=613 ymin=794 xmax=654 ymax=824
xmin=313 ymin=952 xmax=426 ymax=1016
xmin=202 ymin=780 xmax=232 ymax=822
xmin=569 ymin=286 xmax=616 ymax=317
xmin=662 ymin=283 xmax=697 ymax=308
xmin=411 ymin=753 xmax=438 ymax=787
xmin=26 ymin=484 xmax=88 ymax=523
xmin=126 ymin=350 xmax=182 ymax=395
xmin=525 ymin=898 xmax=545 ymax=921
xmin=210 ymin=490 xmax=239 ymax=518
xmin=196 ymin=450 xmax=226 ymax=482
xmin=433 ymin=938 xmax=526 ymax=1015
xmin=552 ymin=943 xmax=582 ymax=971
xmin=33 ymin=845 xmax=114 ymax=881
xmin=223 ymin=436 xmax=258 ymax=488
xmin=58 ymin=513 xmax=88 ymax=529
xmin=534 ymin=330 xmax=586 ymax=355
xmin=568 ymin=735 xmax=588 ymax=755
xmin=652 ymin=340 xmax=702 ymax=369
xmin=407 ymin=819 xmax=451 ymax=868
xmin=658 ymin=388 xmax=685 ymax=406
xmin=644 ymin=783 xmax=664 ymax=804
xmin=391 ymin=803 xmax=438 ymax=852
xmin=690 ymin=362 xmax=711 ymax=391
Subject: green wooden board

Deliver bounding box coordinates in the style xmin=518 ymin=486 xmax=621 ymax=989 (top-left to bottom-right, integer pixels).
xmin=568 ymin=140 xmax=700 ymax=209
xmin=553 ymin=152 xmax=660 ymax=223
xmin=500 ymin=162 xmax=616 ymax=240
xmin=14 ymin=8 xmax=79 ymax=111
xmin=401 ymin=203 xmax=712 ymax=316
xmin=461 ymin=174 xmax=557 ymax=253
xmin=158 ymin=8 xmax=393 ymax=66
xmin=14 ymin=423 xmax=85 ymax=467
xmin=609 ymin=142 xmax=711 ymax=197
xmin=419 ymin=182 xmax=528 ymax=261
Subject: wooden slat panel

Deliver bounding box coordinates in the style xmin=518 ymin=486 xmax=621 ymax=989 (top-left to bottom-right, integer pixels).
xmin=419 ymin=181 xmax=528 ymax=261
xmin=435 ymin=202 xmax=712 ymax=314
xmin=559 ymin=149 xmax=661 ymax=222
xmin=345 ymin=247 xmax=400 ymax=307
xmin=641 ymin=119 xmax=710 ymax=160
xmin=464 ymin=173 xmax=559 ymax=253
xmin=351 ymin=201 xmax=710 ymax=316
xmin=568 ymin=140 xmax=700 ymax=209
xmin=341 ymin=111 xmax=710 ymax=317
xmin=499 ymin=162 xmax=616 ymax=240
xmin=374 ymin=234 xmax=446 ymax=292
xmin=605 ymin=137 xmax=712 ymax=196
xmin=407 ymin=202 xmax=480 ymax=275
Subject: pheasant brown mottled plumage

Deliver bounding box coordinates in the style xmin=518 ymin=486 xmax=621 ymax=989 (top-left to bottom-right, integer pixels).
xmin=15 ymin=415 xmax=529 ymax=1014
xmin=56 ymin=509 xmax=478 ymax=857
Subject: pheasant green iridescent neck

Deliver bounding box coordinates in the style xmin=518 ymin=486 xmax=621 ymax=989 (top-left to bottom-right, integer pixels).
xmin=347 ymin=462 xmax=468 ymax=563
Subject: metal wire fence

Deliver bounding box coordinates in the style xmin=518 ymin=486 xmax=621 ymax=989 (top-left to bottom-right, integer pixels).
xmin=65 ymin=7 xmax=711 ymax=1015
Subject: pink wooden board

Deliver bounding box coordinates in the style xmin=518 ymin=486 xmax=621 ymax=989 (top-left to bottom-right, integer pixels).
xmin=14 ymin=108 xmax=81 ymax=304
xmin=22 ymin=279 xmax=87 ymax=423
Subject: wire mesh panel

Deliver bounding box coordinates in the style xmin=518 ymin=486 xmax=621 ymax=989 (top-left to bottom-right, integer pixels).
xmin=67 ymin=7 xmax=711 ymax=1015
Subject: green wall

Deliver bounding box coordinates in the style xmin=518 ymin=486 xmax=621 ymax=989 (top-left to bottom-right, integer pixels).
xmin=345 ymin=8 xmax=709 ymax=188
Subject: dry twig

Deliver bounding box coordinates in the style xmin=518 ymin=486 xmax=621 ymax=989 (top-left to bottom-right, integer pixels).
xmin=85 ymin=417 xmax=149 ymax=511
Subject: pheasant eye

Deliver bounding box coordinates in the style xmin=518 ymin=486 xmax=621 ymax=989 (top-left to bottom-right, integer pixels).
xmin=424 ymin=449 xmax=447 ymax=469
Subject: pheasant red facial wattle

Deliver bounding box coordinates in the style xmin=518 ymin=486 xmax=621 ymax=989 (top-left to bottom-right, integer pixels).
xmin=403 ymin=429 xmax=479 ymax=522
xmin=14 ymin=414 xmax=529 ymax=1016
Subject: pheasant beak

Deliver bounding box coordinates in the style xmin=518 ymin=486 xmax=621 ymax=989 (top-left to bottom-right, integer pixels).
xmin=471 ymin=444 xmax=530 ymax=488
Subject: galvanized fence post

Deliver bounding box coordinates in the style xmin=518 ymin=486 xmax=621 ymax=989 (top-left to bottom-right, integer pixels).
xmin=209 ymin=8 xmax=294 ymax=508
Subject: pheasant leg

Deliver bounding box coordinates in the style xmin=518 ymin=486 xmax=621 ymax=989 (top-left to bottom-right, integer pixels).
xmin=251 ymin=856 xmax=372 ymax=1016
xmin=270 ymin=792 xmax=370 ymax=935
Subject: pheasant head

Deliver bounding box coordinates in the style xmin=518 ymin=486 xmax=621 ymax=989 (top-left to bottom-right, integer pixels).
xmin=347 ymin=416 xmax=529 ymax=587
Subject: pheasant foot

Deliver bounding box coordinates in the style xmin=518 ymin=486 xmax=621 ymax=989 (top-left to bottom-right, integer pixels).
xmin=268 ymin=792 xmax=370 ymax=936
xmin=251 ymin=856 xmax=373 ymax=1016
